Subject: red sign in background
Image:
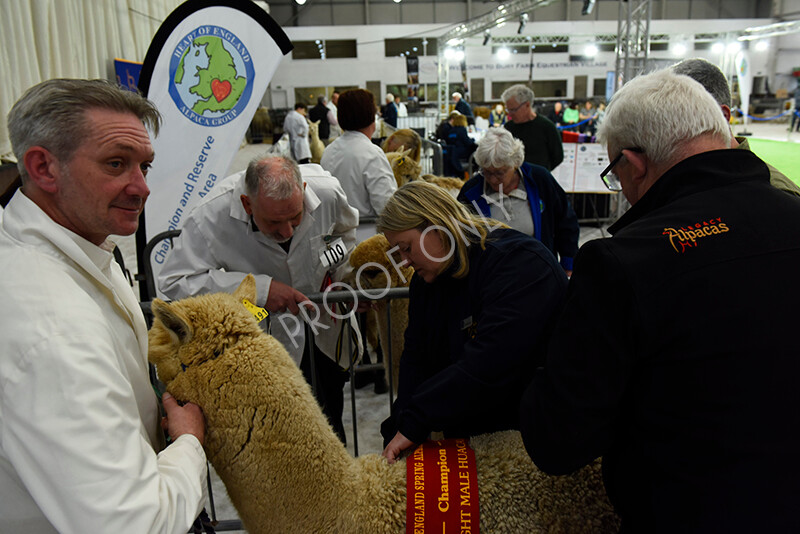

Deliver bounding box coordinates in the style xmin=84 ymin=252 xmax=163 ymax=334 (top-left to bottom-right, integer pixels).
xmin=406 ymin=438 xmax=480 ymax=533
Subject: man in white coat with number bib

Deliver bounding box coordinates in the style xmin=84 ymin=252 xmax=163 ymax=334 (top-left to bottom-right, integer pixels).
xmin=159 ymin=156 xmax=358 ymax=442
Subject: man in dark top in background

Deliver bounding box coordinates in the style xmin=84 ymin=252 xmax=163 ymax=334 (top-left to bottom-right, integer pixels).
xmin=502 ymin=84 xmax=563 ymax=171
xmin=452 ymin=91 xmax=474 ymax=125
xmin=381 ymin=93 xmax=398 ymax=128
xmin=520 ymin=68 xmax=800 ymax=533
xmin=672 ymin=57 xmax=800 ymax=197
xmin=308 ymin=95 xmax=338 ymax=145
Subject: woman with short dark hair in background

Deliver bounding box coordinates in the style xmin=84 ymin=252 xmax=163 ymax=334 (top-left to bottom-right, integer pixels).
xmin=321 ymin=88 xmax=396 ymax=241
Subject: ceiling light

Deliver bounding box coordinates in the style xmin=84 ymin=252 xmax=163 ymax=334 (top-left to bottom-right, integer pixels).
xmin=483 ymin=30 xmax=491 ymax=46
xmin=711 ymin=42 xmax=725 ymax=54
xmin=672 ymin=43 xmax=687 ymax=56
xmin=454 ymin=49 xmax=465 ymax=61
xmin=584 ymin=44 xmax=598 ymax=57
xmin=444 ymin=47 xmax=456 ymax=60
xmin=755 ymin=40 xmax=769 ymax=51
xmin=295 ymin=0 xmax=306 ymax=5
xmin=497 ymin=47 xmax=511 ymax=60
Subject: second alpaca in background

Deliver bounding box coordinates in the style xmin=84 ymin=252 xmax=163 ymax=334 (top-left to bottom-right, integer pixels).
xmin=308 ymin=120 xmax=325 ymax=164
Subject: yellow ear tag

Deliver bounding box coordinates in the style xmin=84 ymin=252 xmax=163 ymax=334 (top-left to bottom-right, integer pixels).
xmin=242 ymin=299 xmax=269 ymax=323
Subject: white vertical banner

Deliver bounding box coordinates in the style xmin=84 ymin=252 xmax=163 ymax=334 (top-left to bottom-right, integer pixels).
xmin=136 ymin=0 xmax=292 ymax=300
xmin=735 ymin=50 xmax=752 ymax=131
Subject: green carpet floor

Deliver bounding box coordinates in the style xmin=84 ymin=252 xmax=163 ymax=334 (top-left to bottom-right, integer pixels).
xmin=747 ymin=138 xmax=800 ymax=186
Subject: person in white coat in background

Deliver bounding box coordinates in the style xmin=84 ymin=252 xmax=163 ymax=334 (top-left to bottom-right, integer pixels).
xmin=326 ymin=91 xmax=341 ymax=141
xmin=0 ymin=78 xmax=207 ymax=534
xmin=283 ymin=102 xmax=312 ymax=163
xmin=158 ymin=156 xmax=358 ymax=443
xmin=321 ymin=88 xmax=396 ymax=242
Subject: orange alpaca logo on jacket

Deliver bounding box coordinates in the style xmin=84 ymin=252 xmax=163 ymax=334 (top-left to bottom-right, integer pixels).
xmin=663 ymin=217 xmax=730 ymax=253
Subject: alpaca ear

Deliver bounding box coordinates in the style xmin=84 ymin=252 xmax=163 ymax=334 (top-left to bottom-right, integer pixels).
xmin=152 ymin=299 xmax=194 ymax=344
xmin=234 ymin=274 xmax=258 ymax=304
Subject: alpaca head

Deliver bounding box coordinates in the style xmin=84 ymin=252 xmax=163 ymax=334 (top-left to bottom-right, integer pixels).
xmin=308 ymin=120 xmax=320 ymax=141
xmin=346 ymin=234 xmax=414 ymax=290
xmin=148 ymin=275 xmax=265 ymax=398
xmin=385 ymin=148 xmax=421 ymax=188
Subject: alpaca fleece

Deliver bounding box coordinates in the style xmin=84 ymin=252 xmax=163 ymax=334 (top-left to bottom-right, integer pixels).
xmin=345 ymin=234 xmax=412 ymax=393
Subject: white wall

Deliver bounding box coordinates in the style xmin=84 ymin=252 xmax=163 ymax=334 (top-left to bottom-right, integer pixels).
xmin=269 ymin=17 xmax=796 ymax=107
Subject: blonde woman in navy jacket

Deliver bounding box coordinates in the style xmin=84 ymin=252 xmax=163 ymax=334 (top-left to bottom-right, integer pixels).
xmin=378 ymin=181 xmax=567 ymax=463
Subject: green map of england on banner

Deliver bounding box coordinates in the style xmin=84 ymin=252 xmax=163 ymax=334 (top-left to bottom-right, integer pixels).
xmin=169 ymin=27 xmax=254 ymax=125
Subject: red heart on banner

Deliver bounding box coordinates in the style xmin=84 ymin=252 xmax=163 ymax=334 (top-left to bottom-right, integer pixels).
xmin=211 ymin=79 xmax=231 ymax=102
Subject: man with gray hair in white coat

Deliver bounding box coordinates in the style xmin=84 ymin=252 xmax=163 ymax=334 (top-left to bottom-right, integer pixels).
xmin=159 ymin=156 xmax=358 ymax=443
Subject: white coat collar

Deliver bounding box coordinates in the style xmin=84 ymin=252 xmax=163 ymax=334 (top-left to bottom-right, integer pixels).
xmin=3 ymin=190 xmax=149 ymax=360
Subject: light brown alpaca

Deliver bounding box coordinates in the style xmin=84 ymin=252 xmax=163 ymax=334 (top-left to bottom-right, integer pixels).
xmin=345 ymin=234 xmax=413 ymax=393
xmin=309 ymin=120 xmax=325 ymax=164
xmin=385 ymin=147 xmax=421 ymax=188
xmin=421 ymin=173 xmax=465 ymax=198
xmin=148 ymin=276 xmax=620 ymax=533
xmin=384 ymin=147 xmax=464 ymax=199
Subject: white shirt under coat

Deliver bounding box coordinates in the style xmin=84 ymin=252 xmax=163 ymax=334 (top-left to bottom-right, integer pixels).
xmin=0 ymin=191 xmax=207 ymax=533
xmin=320 ymin=130 xmax=397 ymax=219
xmin=158 ymin=164 xmax=359 ymax=366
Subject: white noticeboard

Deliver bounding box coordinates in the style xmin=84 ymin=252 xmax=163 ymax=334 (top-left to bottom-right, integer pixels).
xmin=552 ymin=143 xmax=613 ymax=194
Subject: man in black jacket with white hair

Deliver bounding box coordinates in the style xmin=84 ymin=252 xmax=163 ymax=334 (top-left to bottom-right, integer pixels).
xmin=521 ymin=68 xmax=800 ymax=533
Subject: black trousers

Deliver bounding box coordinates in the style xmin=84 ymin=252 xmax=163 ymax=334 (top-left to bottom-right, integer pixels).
xmin=299 ymin=340 xmax=349 ymax=444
